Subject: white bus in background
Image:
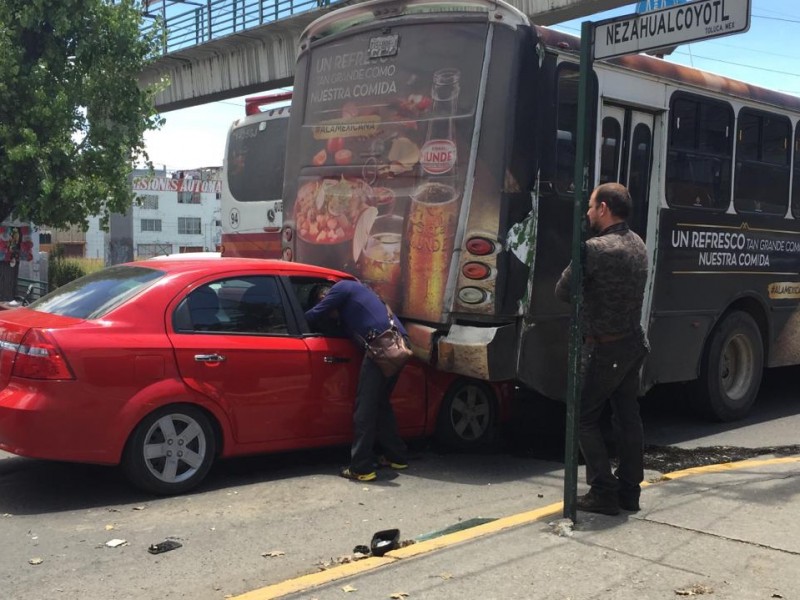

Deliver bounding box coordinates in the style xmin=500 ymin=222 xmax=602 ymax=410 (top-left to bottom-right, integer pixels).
xmin=220 ymin=91 xmax=291 ymax=258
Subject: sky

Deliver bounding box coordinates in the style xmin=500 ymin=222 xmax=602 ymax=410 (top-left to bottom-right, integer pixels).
xmin=142 ymin=0 xmax=800 ymax=171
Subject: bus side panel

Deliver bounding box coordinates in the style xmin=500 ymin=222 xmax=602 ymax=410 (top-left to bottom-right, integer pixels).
xmin=646 ymin=207 xmax=800 ymax=384
xmin=450 ymin=26 xmax=539 ymax=321
xmin=516 ymin=193 xmax=573 ymax=399
xmin=515 ymin=53 xmax=596 ymax=399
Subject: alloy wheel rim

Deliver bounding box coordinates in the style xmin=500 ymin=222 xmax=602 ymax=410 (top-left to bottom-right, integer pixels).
xmin=142 ymin=414 xmax=207 ymax=483
xmin=450 ymin=386 xmax=491 ymax=441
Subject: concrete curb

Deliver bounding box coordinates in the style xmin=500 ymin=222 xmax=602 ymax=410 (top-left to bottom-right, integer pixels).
xmin=232 ymin=454 xmax=800 ymax=600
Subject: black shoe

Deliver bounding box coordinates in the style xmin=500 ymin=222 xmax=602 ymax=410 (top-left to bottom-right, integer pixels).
xmin=576 ymin=491 xmax=620 ymax=516
xmin=618 ymin=493 xmax=640 ymax=512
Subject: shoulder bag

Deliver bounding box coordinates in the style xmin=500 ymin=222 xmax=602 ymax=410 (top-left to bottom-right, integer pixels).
xmin=361 ymin=306 xmax=413 ymax=378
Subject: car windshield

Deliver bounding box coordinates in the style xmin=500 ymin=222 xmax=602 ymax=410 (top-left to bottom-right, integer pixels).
xmin=30 ymin=265 xmax=165 ymax=319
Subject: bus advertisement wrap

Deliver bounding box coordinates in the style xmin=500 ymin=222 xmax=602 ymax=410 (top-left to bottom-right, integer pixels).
xmin=285 ymin=22 xmax=487 ymax=322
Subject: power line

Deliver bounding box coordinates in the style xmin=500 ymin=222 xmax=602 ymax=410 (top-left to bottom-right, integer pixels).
xmin=671 ymin=51 xmax=800 ymax=79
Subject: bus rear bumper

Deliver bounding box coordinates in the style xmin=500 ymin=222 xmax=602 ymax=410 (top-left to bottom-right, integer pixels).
xmin=406 ymin=322 xmax=518 ymax=381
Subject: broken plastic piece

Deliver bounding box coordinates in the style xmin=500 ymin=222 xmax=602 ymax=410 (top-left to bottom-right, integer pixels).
xmin=148 ymin=540 xmax=182 ymax=554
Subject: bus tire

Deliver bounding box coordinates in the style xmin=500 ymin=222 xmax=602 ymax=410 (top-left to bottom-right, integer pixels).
xmin=435 ymin=379 xmax=497 ymax=451
xmin=697 ymin=311 xmax=763 ymax=422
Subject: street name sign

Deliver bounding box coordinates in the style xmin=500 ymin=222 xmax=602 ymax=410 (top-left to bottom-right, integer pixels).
xmin=637 ymin=0 xmax=686 ymax=13
xmin=594 ymin=0 xmax=751 ymax=60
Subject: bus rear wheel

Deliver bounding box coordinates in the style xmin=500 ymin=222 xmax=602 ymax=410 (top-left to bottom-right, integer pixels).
xmin=697 ymin=311 xmax=763 ymax=422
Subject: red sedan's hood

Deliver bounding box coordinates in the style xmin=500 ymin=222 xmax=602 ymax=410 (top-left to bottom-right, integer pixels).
xmin=0 ymin=308 xmax=83 ymax=389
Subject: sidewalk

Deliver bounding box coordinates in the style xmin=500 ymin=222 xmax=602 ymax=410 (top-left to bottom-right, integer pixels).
xmin=236 ymin=455 xmax=800 ymax=600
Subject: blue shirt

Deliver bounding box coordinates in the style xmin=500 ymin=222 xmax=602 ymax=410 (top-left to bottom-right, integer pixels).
xmin=305 ymin=280 xmax=408 ymax=343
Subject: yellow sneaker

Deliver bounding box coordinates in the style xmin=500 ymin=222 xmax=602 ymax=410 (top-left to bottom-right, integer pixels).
xmin=339 ymin=467 xmax=377 ymax=482
xmin=377 ymin=456 xmax=408 ymax=470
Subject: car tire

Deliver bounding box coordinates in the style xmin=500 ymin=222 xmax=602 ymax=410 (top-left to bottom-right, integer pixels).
xmin=697 ymin=311 xmax=763 ymax=422
xmin=122 ymin=405 xmax=216 ymax=495
xmin=435 ymin=379 xmax=497 ymax=451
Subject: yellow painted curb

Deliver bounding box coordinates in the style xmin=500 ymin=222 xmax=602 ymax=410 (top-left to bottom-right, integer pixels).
xmin=232 ymin=556 xmax=394 ymax=600
xmin=646 ymin=454 xmax=800 ymax=483
xmin=232 ymin=454 xmax=800 ymax=600
xmin=387 ymin=503 xmax=563 ymax=559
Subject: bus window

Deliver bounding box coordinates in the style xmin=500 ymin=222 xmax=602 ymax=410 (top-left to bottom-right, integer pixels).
xmin=555 ymin=66 xmax=579 ymax=195
xmin=666 ymin=93 xmax=733 ymax=210
xmin=627 ymin=123 xmax=652 ymax=237
xmin=599 ymin=116 xmax=621 ymax=184
xmin=792 ymin=124 xmax=800 ymax=219
xmin=734 ymin=108 xmax=790 ymax=216
xmin=227 ymin=116 xmax=288 ymax=203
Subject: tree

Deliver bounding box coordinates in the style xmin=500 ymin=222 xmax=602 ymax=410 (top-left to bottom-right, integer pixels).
xmin=0 ymin=0 xmax=164 ymax=229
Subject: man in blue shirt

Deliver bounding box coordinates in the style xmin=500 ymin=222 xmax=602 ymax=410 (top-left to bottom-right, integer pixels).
xmin=305 ymin=279 xmax=409 ymax=481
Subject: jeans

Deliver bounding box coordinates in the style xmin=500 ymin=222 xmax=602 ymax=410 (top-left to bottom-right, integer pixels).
xmin=579 ymin=335 xmax=648 ymax=497
xmin=350 ymin=356 xmax=408 ymax=473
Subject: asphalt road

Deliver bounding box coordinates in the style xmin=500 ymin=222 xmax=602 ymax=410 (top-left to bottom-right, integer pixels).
xmin=2 ymin=365 xmax=798 ymax=600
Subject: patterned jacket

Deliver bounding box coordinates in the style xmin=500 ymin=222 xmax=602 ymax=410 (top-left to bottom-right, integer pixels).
xmin=555 ymin=222 xmax=648 ymax=339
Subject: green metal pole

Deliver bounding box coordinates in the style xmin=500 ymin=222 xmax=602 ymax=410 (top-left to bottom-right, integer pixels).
xmin=563 ymin=20 xmax=594 ymax=523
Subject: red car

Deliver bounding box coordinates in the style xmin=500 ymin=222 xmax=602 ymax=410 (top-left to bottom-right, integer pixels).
xmin=0 ymin=258 xmax=508 ymax=494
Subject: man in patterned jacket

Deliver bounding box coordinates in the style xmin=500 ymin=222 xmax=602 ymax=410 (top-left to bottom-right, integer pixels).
xmin=555 ymin=182 xmax=649 ymax=516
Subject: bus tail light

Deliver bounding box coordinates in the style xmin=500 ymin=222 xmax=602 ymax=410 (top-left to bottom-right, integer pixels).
xmin=462 ymin=262 xmax=491 ymax=280
xmin=466 ymin=237 xmax=496 ymax=256
xmin=458 ymin=287 xmax=489 ymax=305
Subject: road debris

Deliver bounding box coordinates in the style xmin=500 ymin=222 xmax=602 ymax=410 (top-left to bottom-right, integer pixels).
xmin=341 ymin=584 xmax=357 ymax=593
xmin=105 ymin=539 xmax=128 ymax=548
xmin=370 ymin=529 xmax=400 ymax=557
xmin=390 ymin=593 xmax=409 ymax=599
xmin=645 ymin=444 xmax=800 ymax=473
xmin=148 ymin=540 xmax=183 ymax=554
xmin=28 ymin=558 xmax=43 ymax=566
xmin=674 ymin=583 xmax=714 ymax=596
xmin=548 ymin=518 xmax=574 ymax=537
xmin=261 ymin=550 xmax=285 ymax=558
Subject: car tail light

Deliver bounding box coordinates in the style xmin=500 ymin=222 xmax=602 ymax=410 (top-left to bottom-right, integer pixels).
xmin=12 ymin=329 xmax=75 ymax=380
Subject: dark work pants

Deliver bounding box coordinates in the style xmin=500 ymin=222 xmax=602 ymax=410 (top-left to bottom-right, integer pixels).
xmin=579 ymin=337 xmax=647 ymax=498
xmin=350 ymin=356 xmax=408 ymax=474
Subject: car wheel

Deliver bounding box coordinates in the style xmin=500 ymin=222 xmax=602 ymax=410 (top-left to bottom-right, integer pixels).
xmin=435 ymin=379 xmax=497 ymax=451
xmin=697 ymin=311 xmax=763 ymax=422
xmin=122 ymin=405 xmax=216 ymax=495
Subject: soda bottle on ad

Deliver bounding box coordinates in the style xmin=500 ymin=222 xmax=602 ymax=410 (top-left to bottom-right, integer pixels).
xmin=404 ymin=68 xmax=462 ymax=322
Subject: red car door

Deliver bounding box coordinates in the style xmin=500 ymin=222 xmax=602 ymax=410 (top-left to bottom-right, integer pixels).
xmin=285 ymin=276 xmax=428 ymax=436
xmin=168 ymin=275 xmax=354 ymax=445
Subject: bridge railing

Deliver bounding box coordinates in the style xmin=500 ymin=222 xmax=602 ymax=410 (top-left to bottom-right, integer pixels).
xmin=143 ymin=0 xmax=330 ymax=55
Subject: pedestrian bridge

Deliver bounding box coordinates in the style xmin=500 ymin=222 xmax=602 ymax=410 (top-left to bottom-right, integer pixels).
xmin=139 ymin=0 xmax=630 ymax=112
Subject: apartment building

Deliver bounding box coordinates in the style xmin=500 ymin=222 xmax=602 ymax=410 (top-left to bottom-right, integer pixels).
xmin=39 ymin=167 xmax=222 ymax=264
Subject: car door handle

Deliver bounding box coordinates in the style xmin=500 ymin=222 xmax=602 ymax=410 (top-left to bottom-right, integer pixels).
xmin=194 ymin=353 xmax=226 ymax=363
xmin=323 ymin=356 xmax=350 ymax=364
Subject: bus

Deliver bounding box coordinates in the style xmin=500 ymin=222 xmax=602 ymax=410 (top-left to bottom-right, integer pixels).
xmin=220 ymin=91 xmax=292 ymax=258
xmin=281 ymin=0 xmax=800 ymax=421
